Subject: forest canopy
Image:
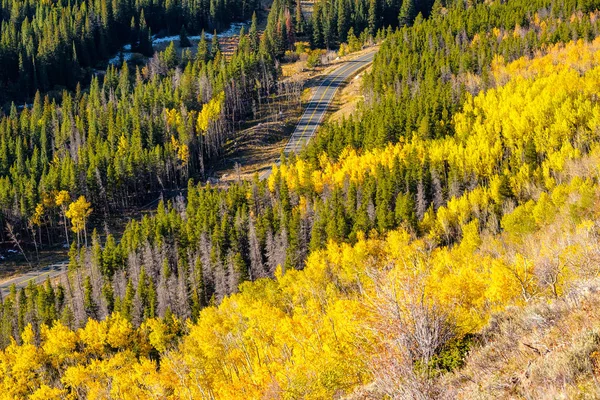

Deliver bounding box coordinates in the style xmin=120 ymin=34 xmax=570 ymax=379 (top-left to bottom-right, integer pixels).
xmin=2 ymin=0 xmax=600 ymax=397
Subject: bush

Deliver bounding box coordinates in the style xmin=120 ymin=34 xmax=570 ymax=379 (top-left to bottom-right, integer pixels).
xmin=428 ymin=335 xmax=473 ymax=375
xmin=283 ymin=50 xmax=299 ymax=63
xmin=295 ymin=41 xmax=309 ymax=54
xmin=306 ymin=50 xmax=321 ymax=69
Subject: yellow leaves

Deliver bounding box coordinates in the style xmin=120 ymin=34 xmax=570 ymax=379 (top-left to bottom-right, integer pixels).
xmin=170 ymin=134 xmax=179 ymax=149
xmin=492 ymin=27 xmax=502 ymax=40
xmin=278 ymin=40 xmax=600 ymax=207
xmin=41 ymin=322 xmax=79 ymax=368
xmin=2 ymin=176 xmax=600 ymax=399
xmin=312 ymin=169 xmax=324 ymax=193
xmin=512 ymin=24 xmax=524 ymax=39
xmin=29 ymin=385 xmax=67 ymax=400
xmin=427 ymin=252 xmax=489 ymax=333
xmin=274 ymin=142 xmax=411 ymax=194
xmin=62 ymin=350 xmax=155 ymax=400
xmin=459 ymin=220 xmax=482 ymax=253
xmin=532 ymin=192 xmax=554 ymax=225
xmin=117 ymin=134 xmax=129 ymax=157
xmin=111 ymin=357 xmax=164 ymax=400
xmin=178 ymin=143 xmax=189 ymax=165
xmin=22 ymin=324 xmax=35 ymax=345
xmin=431 ymin=188 xmax=491 ymax=243
xmin=145 ymin=319 xmax=169 ymax=353
xmin=55 ymin=316 xmax=162 ymax=400
xmin=384 ymin=228 xmax=413 ymax=262
xmin=542 ymin=142 xmax=581 ymax=189
xmin=104 ymin=354 xmax=161 ymax=400
xmin=447 ymin=38 xmax=600 ymax=186
xmin=106 ymin=313 xmax=134 ymax=349
xmin=65 ymin=195 xmax=92 ymax=233
xmin=485 ymin=259 xmax=523 ymax=308
xmin=489 ymin=175 xmax=505 ymax=204
xmin=267 ymin=164 xmax=279 ymax=192
xmin=298 ymin=195 xmax=309 ymax=216
xmin=0 ymin=325 xmax=42 ymax=399
xmin=144 ymin=317 xmax=180 ymax=353
xmin=155 ymin=237 xmax=381 ymax=398
xmin=61 ymin=364 xmax=91 ymax=394
xmin=170 ymin=135 xmax=190 ymax=166
xmin=502 ymin=200 xmax=536 ymax=236
xmin=55 ymin=190 xmax=71 ymax=207
xmin=31 ymin=203 xmax=45 ymax=226
xmin=164 ymin=108 xmax=182 ymax=129
xmin=268 ymin=159 xmax=315 ymax=193
xmin=492 ymin=37 xmax=600 ymax=82
xmin=197 ymin=91 xmax=224 ymax=133
xmin=78 ymin=318 xmax=108 ymax=357
xmin=42 ymin=192 xmax=56 ymax=208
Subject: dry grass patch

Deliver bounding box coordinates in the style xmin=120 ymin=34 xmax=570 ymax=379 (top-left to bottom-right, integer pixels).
xmin=328 ymin=64 xmax=372 ymax=123
xmin=442 ymin=281 xmax=600 ymax=399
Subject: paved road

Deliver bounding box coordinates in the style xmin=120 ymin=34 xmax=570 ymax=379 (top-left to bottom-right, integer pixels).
xmin=260 ymin=50 xmax=375 ymax=179
xmin=0 ymin=262 xmax=68 ymax=298
xmin=284 ymin=51 xmax=375 ymax=153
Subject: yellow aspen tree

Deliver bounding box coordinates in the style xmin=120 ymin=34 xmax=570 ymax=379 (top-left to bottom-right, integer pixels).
xmin=29 ymin=385 xmax=67 ymax=400
xmin=65 ymin=196 xmax=92 ymax=247
xmin=196 ymin=91 xmax=225 ymax=133
xmin=55 ymin=190 xmax=71 ymax=246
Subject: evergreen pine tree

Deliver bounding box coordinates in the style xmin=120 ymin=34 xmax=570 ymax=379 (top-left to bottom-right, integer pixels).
xmin=249 ymin=12 xmax=260 ymax=52
xmin=139 ymin=11 xmax=154 ymax=57
xmin=83 ymin=276 xmax=99 ymax=320
xmin=163 ymin=41 xmax=179 ymax=69
xmin=179 ymin=26 xmax=192 ymax=48
xmin=295 ymin=0 xmax=304 ymax=35
xmin=398 ymin=0 xmax=416 ymax=27
xmin=102 ymin=282 xmax=115 ymax=314
xmin=196 ymin=31 xmax=209 ymax=63
xmin=210 ymin=31 xmax=221 ymax=60
xmin=368 ymin=0 xmax=378 ymax=36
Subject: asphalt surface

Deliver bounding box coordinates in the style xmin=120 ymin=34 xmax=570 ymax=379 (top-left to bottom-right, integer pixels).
xmin=260 ymin=50 xmax=375 ymax=179
xmin=0 ymin=262 xmax=68 ymax=298
xmin=284 ymin=51 xmax=375 ymax=153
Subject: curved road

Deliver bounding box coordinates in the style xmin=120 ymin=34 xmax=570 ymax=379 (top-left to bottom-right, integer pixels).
xmin=0 ymin=262 xmax=67 ymax=298
xmin=260 ymin=50 xmax=375 ymax=179
xmin=0 ymin=50 xmax=376 ymax=297
xmin=284 ymin=51 xmax=375 ymax=153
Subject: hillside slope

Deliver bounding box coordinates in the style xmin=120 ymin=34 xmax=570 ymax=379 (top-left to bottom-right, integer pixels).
xmin=4 ymin=0 xmax=600 ymax=397
xmin=443 ymin=283 xmax=600 ymax=399
xmin=3 ymin=38 xmax=600 ymax=398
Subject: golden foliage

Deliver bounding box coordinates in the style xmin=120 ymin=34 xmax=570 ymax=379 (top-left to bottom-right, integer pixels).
xmin=197 ymin=91 xmax=225 ymax=133
xmin=4 ymin=40 xmax=600 ymax=399
xmin=54 ymin=190 xmax=71 ymax=207
xmin=0 ymin=175 xmax=599 ymax=397
xmin=65 ymin=196 xmax=92 ymax=234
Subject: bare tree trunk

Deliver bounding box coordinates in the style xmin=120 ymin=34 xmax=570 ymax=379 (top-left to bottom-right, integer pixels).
xmin=6 ymin=223 xmax=30 ymax=267
xmin=61 ymin=206 xmax=70 ymax=247
xmin=28 ymin=222 xmax=40 ymax=266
